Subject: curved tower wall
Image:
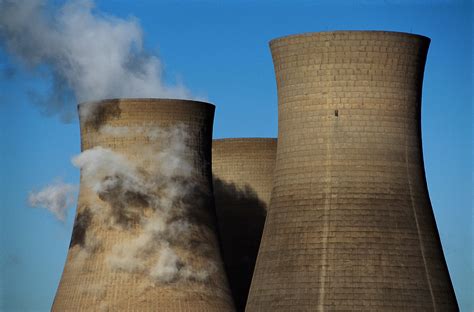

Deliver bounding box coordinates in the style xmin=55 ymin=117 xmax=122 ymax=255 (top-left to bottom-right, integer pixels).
xmin=247 ymin=31 xmax=458 ymax=311
xmin=53 ymin=99 xmax=235 ymax=311
xmin=212 ymin=138 xmax=277 ymax=311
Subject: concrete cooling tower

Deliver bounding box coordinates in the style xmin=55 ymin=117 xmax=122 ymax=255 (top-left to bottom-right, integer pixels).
xmin=52 ymin=99 xmax=235 ymax=311
xmin=212 ymin=138 xmax=277 ymax=311
xmin=247 ymin=31 xmax=458 ymax=311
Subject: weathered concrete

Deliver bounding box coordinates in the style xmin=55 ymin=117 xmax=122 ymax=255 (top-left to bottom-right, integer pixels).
xmin=53 ymin=99 xmax=235 ymax=312
xmin=247 ymin=31 xmax=458 ymax=311
xmin=212 ymin=138 xmax=277 ymax=311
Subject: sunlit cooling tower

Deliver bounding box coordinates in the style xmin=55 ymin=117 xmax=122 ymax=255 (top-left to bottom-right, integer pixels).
xmin=247 ymin=31 xmax=458 ymax=311
xmin=212 ymin=138 xmax=277 ymax=311
xmin=52 ymin=99 xmax=235 ymax=311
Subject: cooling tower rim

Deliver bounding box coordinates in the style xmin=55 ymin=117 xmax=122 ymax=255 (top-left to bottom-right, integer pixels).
xmin=213 ymin=137 xmax=277 ymax=143
xmin=77 ymin=98 xmax=215 ymax=109
xmin=269 ymin=30 xmax=431 ymax=46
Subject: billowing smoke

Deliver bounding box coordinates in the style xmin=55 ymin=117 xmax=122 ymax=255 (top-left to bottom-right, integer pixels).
xmin=28 ymin=181 xmax=77 ymax=221
xmin=0 ymin=0 xmax=193 ymax=121
xmin=71 ymin=125 xmax=215 ymax=284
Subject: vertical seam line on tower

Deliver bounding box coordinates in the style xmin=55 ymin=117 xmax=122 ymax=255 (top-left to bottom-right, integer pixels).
xmin=405 ymin=127 xmax=437 ymax=311
xmin=317 ymin=90 xmax=333 ymax=311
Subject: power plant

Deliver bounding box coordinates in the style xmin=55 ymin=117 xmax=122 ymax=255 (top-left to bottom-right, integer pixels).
xmin=52 ymin=31 xmax=458 ymax=311
xmin=212 ymin=138 xmax=277 ymax=311
xmin=53 ymin=99 xmax=235 ymax=311
xmin=246 ymin=31 xmax=458 ymax=311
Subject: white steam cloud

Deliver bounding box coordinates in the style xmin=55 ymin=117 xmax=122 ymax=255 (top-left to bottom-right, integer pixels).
xmin=71 ymin=125 xmax=215 ymax=284
xmin=0 ymin=0 xmax=193 ymax=121
xmin=150 ymin=244 xmax=181 ymax=283
xmin=28 ymin=181 xmax=77 ymax=221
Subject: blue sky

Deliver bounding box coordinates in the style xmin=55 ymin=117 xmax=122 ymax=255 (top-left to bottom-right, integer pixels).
xmin=0 ymin=0 xmax=472 ymax=311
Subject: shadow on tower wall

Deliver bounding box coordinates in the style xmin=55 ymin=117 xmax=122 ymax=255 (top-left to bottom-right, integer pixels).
xmin=213 ymin=177 xmax=267 ymax=312
xmin=69 ymin=206 xmax=92 ymax=249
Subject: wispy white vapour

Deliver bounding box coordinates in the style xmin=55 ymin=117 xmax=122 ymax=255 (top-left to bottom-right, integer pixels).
xmin=71 ymin=125 xmax=214 ymax=284
xmin=28 ymin=181 xmax=77 ymax=221
xmin=0 ymin=0 xmax=193 ymax=121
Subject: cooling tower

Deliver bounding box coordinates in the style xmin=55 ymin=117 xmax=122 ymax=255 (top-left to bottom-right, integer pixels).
xmin=52 ymin=99 xmax=235 ymax=311
xmin=212 ymin=138 xmax=277 ymax=311
xmin=247 ymin=31 xmax=458 ymax=311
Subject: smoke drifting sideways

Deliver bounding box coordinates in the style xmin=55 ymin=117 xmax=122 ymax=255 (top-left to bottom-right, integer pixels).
xmin=70 ymin=125 xmax=216 ymax=285
xmin=28 ymin=181 xmax=77 ymax=221
xmin=0 ymin=0 xmax=193 ymax=122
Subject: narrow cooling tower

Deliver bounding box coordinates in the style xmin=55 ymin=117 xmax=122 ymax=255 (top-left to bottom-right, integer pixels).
xmin=53 ymin=99 xmax=235 ymax=311
xmin=212 ymin=138 xmax=277 ymax=311
xmin=247 ymin=31 xmax=458 ymax=311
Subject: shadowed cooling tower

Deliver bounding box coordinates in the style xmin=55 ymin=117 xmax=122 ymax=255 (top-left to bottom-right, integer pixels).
xmin=212 ymin=138 xmax=277 ymax=311
xmin=247 ymin=31 xmax=458 ymax=311
xmin=52 ymin=99 xmax=235 ymax=311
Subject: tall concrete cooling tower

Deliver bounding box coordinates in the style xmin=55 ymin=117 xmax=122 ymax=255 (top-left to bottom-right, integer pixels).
xmin=212 ymin=138 xmax=277 ymax=311
xmin=247 ymin=31 xmax=458 ymax=311
xmin=52 ymin=99 xmax=235 ymax=311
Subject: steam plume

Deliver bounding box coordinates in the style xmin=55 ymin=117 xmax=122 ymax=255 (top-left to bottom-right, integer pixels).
xmin=28 ymin=181 xmax=77 ymax=221
xmin=0 ymin=0 xmax=192 ymax=121
xmin=71 ymin=125 xmax=215 ymax=284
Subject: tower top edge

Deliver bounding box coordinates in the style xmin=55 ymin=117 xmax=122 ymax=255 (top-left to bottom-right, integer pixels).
xmin=213 ymin=137 xmax=277 ymax=142
xmin=269 ymin=30 xmax=431 ymax=46
xmin=77 ymin=98 xmax=215 ymax=109
xmin=212 ymin=138 xmax=277 ymax=152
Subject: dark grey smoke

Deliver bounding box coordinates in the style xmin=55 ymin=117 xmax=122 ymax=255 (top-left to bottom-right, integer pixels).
xmin=0 ymin=0 xmax=192 ymax=122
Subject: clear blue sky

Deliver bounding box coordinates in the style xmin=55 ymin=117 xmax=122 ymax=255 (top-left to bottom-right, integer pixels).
xmin=0 ymin=0 xmax=472 ymax=311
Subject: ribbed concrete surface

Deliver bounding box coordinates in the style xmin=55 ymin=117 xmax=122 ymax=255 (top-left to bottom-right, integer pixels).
xmin=53 ymin=99 xmax=235 ymax=311
xmin=212 ymin=138 xmax=277 ymax=311
xmin=247 ymin=31 xmax=458 ymax=311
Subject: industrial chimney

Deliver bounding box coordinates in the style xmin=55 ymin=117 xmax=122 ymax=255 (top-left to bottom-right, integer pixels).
xmin=247 ymin=31 xmax=458 ymax=311
xmin=212 ymin=138 xmax=277 ymax=311
xmin=53 ymin=99 xmax=235 ymax=311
